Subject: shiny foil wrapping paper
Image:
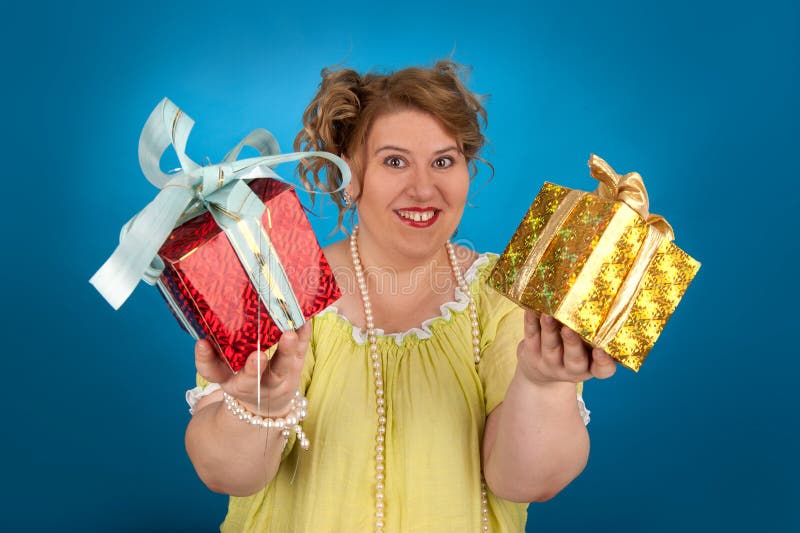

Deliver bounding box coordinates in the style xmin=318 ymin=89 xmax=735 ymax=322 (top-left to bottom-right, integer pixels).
xmin=488 ymin=156 xmax=700 ymax=371
xmin=157 ymin=178 xmax=340 ymax=372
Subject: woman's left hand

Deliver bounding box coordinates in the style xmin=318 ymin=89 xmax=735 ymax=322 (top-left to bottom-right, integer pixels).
xmin=517 ymin=309 xmax=617 ymax=386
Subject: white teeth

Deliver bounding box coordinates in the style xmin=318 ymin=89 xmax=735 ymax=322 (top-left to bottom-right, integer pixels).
xmin=397 ymin=210 xmax=436 ymax=222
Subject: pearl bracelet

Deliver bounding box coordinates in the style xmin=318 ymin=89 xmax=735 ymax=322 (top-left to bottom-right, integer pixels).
xmin=222 ymin=390 xmax=311 ymax=451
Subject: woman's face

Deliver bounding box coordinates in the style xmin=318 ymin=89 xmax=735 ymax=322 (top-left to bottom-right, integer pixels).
xmin=353 ymin=108 xmax=470 ymax=261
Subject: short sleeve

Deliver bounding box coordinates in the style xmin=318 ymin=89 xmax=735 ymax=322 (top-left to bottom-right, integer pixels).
xmin=479 ymin=306 xmax=524 ymax=415
xmin=474 ymin=255 xmax=590 ymax=423
xmin=186 ymin=371 xmax=223 ymax=414
xmin=474 ymin=257 xmax=526 ymax=415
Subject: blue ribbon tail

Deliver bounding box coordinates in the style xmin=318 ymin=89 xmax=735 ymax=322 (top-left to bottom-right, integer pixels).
xmin=90 ymin=185 xmax=195 ymax=309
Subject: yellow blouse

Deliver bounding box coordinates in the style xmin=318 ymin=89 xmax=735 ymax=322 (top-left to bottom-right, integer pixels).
xmin=212 ymin=254 xmax=561 ymax=532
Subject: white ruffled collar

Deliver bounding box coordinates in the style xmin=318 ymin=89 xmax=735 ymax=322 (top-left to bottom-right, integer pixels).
xmin=317 ymin=253 xmax=491 ymax=346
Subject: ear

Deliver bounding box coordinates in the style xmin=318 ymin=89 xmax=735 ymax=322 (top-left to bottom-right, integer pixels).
xmin=341 ymin=154 xmax=360 ymax=197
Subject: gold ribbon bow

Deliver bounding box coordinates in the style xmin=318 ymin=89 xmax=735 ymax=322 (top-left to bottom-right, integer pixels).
xmin=589 ymin=154 xmax=674 ymax=241
xmin=504 ymin=154 xmax=682 ymax=369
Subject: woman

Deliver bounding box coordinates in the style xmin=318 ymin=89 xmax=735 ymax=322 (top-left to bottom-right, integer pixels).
xmin=185 ymin=61 xmax=617 ymax=532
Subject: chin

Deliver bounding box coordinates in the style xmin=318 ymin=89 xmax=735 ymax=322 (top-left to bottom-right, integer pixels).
xmin=392 ymin=223 xmax=455 ymax=256
xmin=358 ymin=211 xmax=460 ymax=259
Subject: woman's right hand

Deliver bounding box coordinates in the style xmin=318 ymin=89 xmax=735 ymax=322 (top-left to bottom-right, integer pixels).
xmin=193 ymin=323 xmax=311 ymax=418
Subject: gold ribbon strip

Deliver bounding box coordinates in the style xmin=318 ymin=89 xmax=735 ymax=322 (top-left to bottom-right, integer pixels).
xmin=511 ymin=155 xmax=677 ymax=356
xmin=592 ymin=223 xmax=664 ymax=348
xmin=510 ymin=190 xmax=584 ymax=300
xmin=586 ymin=154 xmax=673 ymax=348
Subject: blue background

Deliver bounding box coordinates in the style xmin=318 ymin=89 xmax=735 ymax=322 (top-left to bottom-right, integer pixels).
xmin=3 ymin=0 xmax=798 ymax=531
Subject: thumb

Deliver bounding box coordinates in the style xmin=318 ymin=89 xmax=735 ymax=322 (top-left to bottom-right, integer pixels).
xmin=195 ymin=340 xmax=232 ymax=384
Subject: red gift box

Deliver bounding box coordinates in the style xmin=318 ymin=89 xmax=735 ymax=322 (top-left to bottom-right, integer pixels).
xmin=155 ymin=178 xmax=340 ymax=372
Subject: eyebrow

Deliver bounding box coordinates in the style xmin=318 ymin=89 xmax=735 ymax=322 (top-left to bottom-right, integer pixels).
xmin=374 ymin=145 xmax=460 ymax=156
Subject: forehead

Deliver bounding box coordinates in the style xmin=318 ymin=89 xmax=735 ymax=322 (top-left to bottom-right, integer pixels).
xmin=366 ymin=109 xmax=457 ymax=151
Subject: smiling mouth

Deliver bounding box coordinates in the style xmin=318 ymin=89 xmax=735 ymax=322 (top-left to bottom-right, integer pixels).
xmin=396 ymin=209 xmax=438 ymax=222
xmin=394 ymin=208 xmax=441 ymax=228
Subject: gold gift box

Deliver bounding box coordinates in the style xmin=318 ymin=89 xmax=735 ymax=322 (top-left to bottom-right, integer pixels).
xmin=488 ymin=155 xmax=700 ymax=371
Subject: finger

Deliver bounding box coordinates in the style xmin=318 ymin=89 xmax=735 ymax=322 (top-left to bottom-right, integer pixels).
xmin=590 ymin=348 xmax=617 ymax=379
xmin=279 ymin=323 xmax=312 ymax=381
xmin=539 ymin=314 xmax=564 ymax=365
xmin=224 ymin=349 xmax=269 ymax=399
xmin=296 ymin=322 xmax=312 ymax=353
xmin=561 ymin=326 xmax=590 ymax=376
xmin=523 ymin=309 xmax=541 ymax=339
xmin=195 ymin=340 xmax=233 ymax=384
xmin=242 ymin=349 xmax=269 ymax=379
xmin=268 ymin=329 xmax=305 ymax=381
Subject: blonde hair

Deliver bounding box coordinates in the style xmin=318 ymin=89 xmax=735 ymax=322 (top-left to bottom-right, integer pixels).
xmin=294 ymin=60 xmax=491 ymax=229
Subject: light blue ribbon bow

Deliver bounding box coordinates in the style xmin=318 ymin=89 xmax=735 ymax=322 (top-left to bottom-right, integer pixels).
xmin=90 ymin=98 xmax=350 ymax=332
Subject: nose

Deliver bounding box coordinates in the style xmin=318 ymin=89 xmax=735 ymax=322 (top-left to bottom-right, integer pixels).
xmin=405 ymin=165 xmax=437 ymax=201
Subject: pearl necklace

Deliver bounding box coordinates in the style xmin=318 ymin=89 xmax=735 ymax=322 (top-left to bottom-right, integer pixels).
xmin=349 ymin=225 xmax=489 ymax=533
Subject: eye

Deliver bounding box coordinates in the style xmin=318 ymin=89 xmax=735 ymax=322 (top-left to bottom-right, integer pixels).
xmin=383 ymin=155 xmax=407 ymax=169
xmin=432 ymin=156 xmax=454 ymax=169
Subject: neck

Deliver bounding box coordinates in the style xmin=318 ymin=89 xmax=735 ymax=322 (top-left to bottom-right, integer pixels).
xmin=353 ymin=225 xmax=456 ymax=299
xmin=354 ymin=223 xmax=451 ymax=276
